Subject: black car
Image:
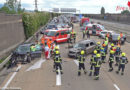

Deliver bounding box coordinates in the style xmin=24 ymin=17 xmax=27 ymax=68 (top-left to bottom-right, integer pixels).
xmin=11 ymin=43 xmax=42 ymax=64
xmin=46 ymin=24 xmax=57 ymax=29
xmin=109 ymin=33 xmax=126 ymax=44
xmin=68 ymin=40 xmax=96 ymax=58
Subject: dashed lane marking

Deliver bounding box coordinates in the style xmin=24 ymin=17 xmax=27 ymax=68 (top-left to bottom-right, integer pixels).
xmin=2 ymin=65 xmax=22 ymax=90
xmin=113 ymin=84 xmax=120 ymax=90
xmin=56 ymin=69 xmax=61 ymax=86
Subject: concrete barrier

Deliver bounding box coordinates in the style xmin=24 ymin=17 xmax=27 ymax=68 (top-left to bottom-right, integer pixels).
xmin=0 ymin=13 xmax=25 ymax=58
xmin=0 ymin=18 xmax=52 ymax=70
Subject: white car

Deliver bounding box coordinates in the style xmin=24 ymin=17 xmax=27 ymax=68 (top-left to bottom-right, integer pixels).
xmin=99 ymin=30 xmax=114 ymax=39
xmin=85 ymin=23 xmax=106 ymax=35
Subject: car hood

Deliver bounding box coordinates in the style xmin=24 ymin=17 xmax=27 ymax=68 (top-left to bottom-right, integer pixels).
xmin=15 ymin=51 xmax=27 ymax=55
xmin=69 ymin=48 xmax=81 ymax=52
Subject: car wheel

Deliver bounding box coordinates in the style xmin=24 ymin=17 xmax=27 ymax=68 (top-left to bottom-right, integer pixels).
xmin=75 ymin=53 xmax=78 ymax=59
xmin=27 ymin=56 xmax=31 ymax=63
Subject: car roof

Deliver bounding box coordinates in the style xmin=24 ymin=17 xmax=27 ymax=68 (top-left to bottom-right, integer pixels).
xmin=45 ymin=29 xmax=68 ymax=32
xmin=79 ymin=39 xmax=95 ymax=44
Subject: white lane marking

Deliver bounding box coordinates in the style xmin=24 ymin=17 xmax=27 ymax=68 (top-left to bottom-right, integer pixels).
xmin=74 ymin=60 xmax=79 ymax=66
xmin=26 ymin=58 xmax=45 ymax=71
xmin=2 ymin=65 xmax=22 ymax=90
xmin=56 ymin=69 xmax=61 ymax=86
xmin=113 ymin=84 xmax=120 ymax=90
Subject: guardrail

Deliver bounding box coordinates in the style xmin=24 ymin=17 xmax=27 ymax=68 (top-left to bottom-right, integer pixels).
xmin=0 ymin=19 xmax=52 ymax=70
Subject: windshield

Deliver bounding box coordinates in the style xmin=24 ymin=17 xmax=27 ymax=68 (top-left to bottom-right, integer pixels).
xmin=44 ymin=31 xmax=48 ymax=35
xmin=17 ymin=45 xmax=30 ymax=53
xmin=47 ymin=31 xmax=56 ymax=36
xmin=47 ymin=25 xmax=56 ymax=29
xmin=100 ymin=25 xmax=105 ymax=30
xmin=74 ymin=43 xmax=85 ymax=48
xmin=101 ymin=32 xmax=107 ymax=34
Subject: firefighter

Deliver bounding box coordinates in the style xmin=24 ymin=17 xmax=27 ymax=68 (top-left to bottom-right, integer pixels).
xmin=95 ymin=42 xmax=101 ymax=53
xmin=86 ymin=30 xmax=90 ymax=39
xmin=70 ymin=32 xmax=73 ymax=43
xmin=104 ymin=39 xmax=108 ymax=54
xmin=110 ymin=43 xmax=114 ymax=51
xmin=70 ymin=31 xmax=76 ymax=43
xmin=117 ymin=35 xmax=121 ymax=45
xmin=89 ymin=50 xmax=97 ymax=76
xmin=94 ymin=54 xmax=102 ymax=80
xmin=78 ymin=50 xmax=87 ymax=76
xmin=83 ymin=30 xmax=86 ymax=39
xmin=108 ymin=50 xmax=115 ymax=72
xmin=115 ymin=45 xmax=121 ymax=66
xmin=73 ymin=32 xmax=76 ymax=43
xmin=116 ymin=52 xmax=128 ymax=75
xmin=101 ymin=47 xmax=106 ymax=63
xmin=52 ymin=46 xmax=60 ymax=71
xmin=54 ymin=51 xmax=63 ymax=75
xmin=102 ymin=43 xmax=107 ymax=54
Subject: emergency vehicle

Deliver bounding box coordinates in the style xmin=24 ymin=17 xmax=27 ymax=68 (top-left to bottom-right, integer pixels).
xmin=80 ymin=17 xmax=89 ymax=26
xmin=85 ymin=23 xmax=105 ymax=36
xmin=44 ymin=29 xmax=72 ymax=43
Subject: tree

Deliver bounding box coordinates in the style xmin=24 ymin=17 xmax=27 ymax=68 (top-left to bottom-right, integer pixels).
xmin=121 ymin=10 xmax=130 ymax=15
xmin=0 ymin=0 xmax=24 ymax=14
xmin=101 ymin=7 xmax=105 ymax=15
xmin=5 ymin=0 xmax=16 ymax=11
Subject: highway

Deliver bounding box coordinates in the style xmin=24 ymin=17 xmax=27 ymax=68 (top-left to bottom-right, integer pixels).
xmin=0 ymin=19 xmax=130 ymax=90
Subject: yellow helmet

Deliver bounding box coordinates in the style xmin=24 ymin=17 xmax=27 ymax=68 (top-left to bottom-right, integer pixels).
xmin=97 ymin=42 xmax=100 ymax=45
xmin=94 ymin=50 xmax=97 ymax=54
xmin=96 ymin=54 xmax=101 ymax=57
xmin=122 ymin=52 xmax=126 ymax=56
xmin=55 ymin=46 xmax=59 ymax=50
xmin=56 ymin=51 xmax=60 ymax=54
xmin=110 ymin=50 xmax=115 ymax=54
xmin=111 ymin=43 xmax=114 ymax=46
xmin=81 ymin=50 xmax=85 ymax=55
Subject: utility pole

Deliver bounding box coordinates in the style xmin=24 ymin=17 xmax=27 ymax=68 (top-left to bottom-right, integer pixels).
xmin=34 ymin=0 xmax=38 ymax=11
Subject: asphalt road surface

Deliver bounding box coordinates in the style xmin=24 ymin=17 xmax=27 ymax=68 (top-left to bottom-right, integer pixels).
xmin=0 ymin=20 xmax=130 ymax=90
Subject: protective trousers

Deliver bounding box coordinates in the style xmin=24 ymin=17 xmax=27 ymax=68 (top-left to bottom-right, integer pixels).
xmin=78 ymin=63 xmax=86 ymax=75
xmin=55 ymin=63 xmax=63 ymax=74
xmin=95 ymin=67 xmax=100 ymax=78
xmin=101 ymin=56 xmax=106 ymax=62
xmin=115 ymin=56 xmax=119 ymax=66
xmin=89 ymin=64 xmax=95 ymax=76
xmin=83 ymin=33 xmax=85 ymax=39
xmin=109 ymin=61 xmax=113 ymax=71
xmin=74 ymin=37 xmax=76 ymax=43
xmin=118 ymin=64 xmax=125 ymax=73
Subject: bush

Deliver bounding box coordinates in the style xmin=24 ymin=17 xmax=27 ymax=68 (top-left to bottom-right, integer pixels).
xmin=22 ymin=12 xmax=50 ymax=39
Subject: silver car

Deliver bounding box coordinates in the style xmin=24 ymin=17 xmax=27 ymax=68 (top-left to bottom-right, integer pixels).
xmin=68 ymin=40 xmax=96 ymax=58
xmin=99 ymin=30 xmax=114 ymax=39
